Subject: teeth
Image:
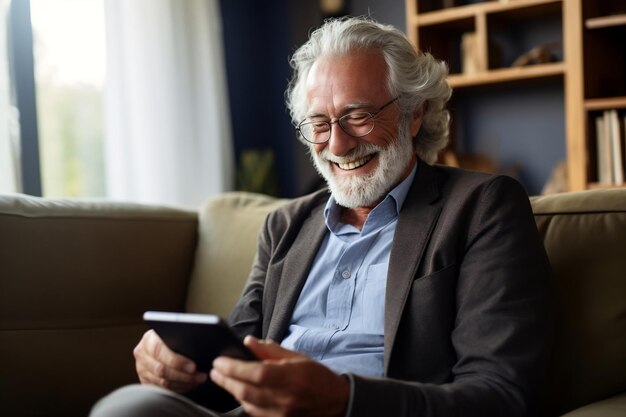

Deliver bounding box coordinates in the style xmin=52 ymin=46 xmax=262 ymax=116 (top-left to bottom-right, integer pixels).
xmin=337 ymin=155 xmax=373 ymax=170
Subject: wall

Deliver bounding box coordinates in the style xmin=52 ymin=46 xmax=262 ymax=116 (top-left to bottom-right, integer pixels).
xmin=219 ymin=0 xmax=321 ymax=197
xmin=456 ymin=83 xmax=565 ymax=194
xmin=351 ymin=0 xmax=406 ymax=30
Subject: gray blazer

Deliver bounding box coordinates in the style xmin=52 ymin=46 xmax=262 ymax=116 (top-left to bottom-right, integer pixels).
xmin=229 ymin=161 xmax=553 ymax=417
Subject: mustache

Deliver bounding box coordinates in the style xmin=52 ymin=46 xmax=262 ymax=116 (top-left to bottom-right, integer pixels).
xmin=314 ymin=141 xmax=382 ymax=164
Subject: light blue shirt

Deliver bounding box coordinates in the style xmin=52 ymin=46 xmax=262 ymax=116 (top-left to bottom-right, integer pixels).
xmin=281 ymin=164 xmax=417 ymax=377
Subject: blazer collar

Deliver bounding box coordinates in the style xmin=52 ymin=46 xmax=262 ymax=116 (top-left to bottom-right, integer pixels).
xmin=384 ymin=160 xmax=442 ymax=372
xmin=266 ymin=201 xmax=327 ymax=341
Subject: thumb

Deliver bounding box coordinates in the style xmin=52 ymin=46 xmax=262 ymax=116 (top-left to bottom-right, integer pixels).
xmin=244 ymin=336 xmax=305 ymax=360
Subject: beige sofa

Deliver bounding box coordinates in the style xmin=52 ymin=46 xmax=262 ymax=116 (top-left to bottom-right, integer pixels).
xmin=1 ymin=189 xmax=625 ymax=417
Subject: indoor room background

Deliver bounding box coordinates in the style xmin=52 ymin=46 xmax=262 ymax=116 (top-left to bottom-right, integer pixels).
xmin=1 ymin=0 xmax=579 ymax=205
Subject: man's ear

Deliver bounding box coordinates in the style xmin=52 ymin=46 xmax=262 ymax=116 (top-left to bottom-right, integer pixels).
xmin=409 ymin=103 xmax=425 ymax=138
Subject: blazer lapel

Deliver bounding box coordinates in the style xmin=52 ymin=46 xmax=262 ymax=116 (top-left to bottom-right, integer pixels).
xmin=384 ymin=162 xmax=442 ymax=372
xmin=266 ymin=202 xmax=327 ymax=341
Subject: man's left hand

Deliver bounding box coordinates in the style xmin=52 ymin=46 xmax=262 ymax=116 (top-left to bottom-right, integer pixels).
xmin=210 ymin=336 xmax=350 ymax=417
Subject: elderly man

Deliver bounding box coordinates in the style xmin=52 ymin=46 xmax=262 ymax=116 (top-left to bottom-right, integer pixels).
xmin=91 ymin=16 xmax=552 ymax=417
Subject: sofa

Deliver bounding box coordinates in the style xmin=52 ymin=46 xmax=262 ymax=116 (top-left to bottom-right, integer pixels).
xmin=0 ymin=188 xmax=625 ymax=417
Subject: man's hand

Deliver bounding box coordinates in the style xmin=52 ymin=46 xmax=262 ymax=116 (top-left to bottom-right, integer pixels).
xmin=133 ymin=329 xmax=208 ymax=393
xmin=210 ymin=336 xmax=350 ymax=417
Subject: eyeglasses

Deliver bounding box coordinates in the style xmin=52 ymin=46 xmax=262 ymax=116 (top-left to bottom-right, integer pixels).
xmin=296 ymin=96 xmax=399 ymax=144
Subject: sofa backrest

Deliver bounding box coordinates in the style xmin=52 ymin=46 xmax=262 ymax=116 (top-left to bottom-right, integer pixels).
xmin=531 ymin=188 xmax=626 ymax=416
xmin=185 ymin=192 xmax=289 ymax=317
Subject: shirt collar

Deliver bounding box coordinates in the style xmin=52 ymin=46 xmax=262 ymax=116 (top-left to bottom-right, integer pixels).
xmin=324 ymin=161 xmax=418 ymax=234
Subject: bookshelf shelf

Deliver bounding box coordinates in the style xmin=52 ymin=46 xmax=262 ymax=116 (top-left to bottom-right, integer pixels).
xmin=413 ymin=0 xmax=562 ymax=27
xmin=585 ymin=97 xmax=626 ymax=111
xmin=585 ymin=14 xmax=626 ymax=30
xmin=448 ymin=62 xmax=564 ymax=88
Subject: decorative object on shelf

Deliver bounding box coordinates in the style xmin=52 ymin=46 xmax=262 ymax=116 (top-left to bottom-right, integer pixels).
xmin=441 ymin=149 xmax=520 ymax=179
xmin=512 ymin=43 xmax=560 ymax=67
xmin=541 ymin=160 xmax=568 ymax=195
xmin=320 ymin=0 xmax=347 ymax=17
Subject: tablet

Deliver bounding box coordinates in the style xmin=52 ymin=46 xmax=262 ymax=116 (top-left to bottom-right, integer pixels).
xmin=143 ymin=311 xmax=256 ymax=371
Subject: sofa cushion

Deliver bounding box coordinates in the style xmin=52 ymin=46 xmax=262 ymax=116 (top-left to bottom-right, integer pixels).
xmin=186 ymin=192 xmax=289 ymax=318
xmin=531 ymin=189 xmax=626 ymax=415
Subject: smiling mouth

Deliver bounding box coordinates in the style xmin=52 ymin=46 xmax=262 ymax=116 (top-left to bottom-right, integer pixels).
xmin=336 ymin=154 xmax=376 ymax=171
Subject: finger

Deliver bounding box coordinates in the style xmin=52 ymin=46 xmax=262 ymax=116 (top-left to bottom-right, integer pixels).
xmin=135 ymin=331 xmax=206 ymax=392
xmin=213 ymin=355 xmax=306 ymax=388
xmin=138 ymin=352 xmax=207 ymax=385
xmin=244 ymin=336 xmax=305 ymax=361
xmin=140 ymin=369 xmax=204 ymax=393
xmin=241 ymin=401 xmax=277 ymax=417
xmin=212 ymin=356 xmax=265 ymax=384
xmin=210 ymin=368 xmax=275 ymax=408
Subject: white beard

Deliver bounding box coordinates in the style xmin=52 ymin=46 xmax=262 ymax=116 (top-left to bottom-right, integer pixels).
xmin=310 ymin=124 xmax=415 ymax=208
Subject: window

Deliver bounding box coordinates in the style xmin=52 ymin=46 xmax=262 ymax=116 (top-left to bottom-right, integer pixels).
xmin=29 ymin=0 xmax=106 ymax=197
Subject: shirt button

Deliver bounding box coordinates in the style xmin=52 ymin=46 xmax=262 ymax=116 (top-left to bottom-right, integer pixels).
xmin=341 ymin=270 xmax=351 ymax=279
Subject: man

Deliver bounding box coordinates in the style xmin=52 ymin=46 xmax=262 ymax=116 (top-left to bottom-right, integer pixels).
xmin=91 ymin=16 xmax=552 ymax=417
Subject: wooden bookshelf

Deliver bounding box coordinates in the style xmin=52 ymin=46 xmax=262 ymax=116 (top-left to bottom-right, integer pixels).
xmin=585 ymin=97 xmax=626 ymax=111
xmin=580 ymin=1 xmax=626 ymax=189
xmin=406 ymin=0 xmax=626 ymax=191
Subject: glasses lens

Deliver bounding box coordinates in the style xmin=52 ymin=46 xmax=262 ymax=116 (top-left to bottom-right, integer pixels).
xmin=339 ymin=113 xmax=374 ymax=137
xmin=299 ymin=121 xmax=330 ymax=143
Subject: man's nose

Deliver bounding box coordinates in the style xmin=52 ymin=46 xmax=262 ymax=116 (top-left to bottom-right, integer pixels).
xmin=327 ymin=122 xmax=358 ymax=157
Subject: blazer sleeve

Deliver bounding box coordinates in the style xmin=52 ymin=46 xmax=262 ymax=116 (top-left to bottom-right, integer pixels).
xmin=347 ymin=175 xmax=554 ymax=417
xmin=227 ymin=212 xmax=273 ymax=339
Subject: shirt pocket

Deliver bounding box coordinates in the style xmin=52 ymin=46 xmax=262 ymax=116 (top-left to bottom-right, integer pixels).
xmin=358 ymin=262 xmax=388 ymax=334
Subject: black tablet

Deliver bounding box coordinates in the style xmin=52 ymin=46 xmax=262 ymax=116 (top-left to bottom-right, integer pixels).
xmin=143 ymin=311 xmax=256 ymax=371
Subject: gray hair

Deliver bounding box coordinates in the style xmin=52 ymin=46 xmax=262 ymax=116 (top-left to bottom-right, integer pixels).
xmin=286 ymin=16 xmax=452 ymax=164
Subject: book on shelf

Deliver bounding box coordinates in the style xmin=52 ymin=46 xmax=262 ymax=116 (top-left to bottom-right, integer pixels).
xmin=596 ymin=110 xmax=625 ymax=186
xmin=461 ymin=32 xmax=481 ymax=74
xmin=610 ymin=110 xmax=623 ymax=185
xmin=596 ymin=114 xmax=612 ymax=184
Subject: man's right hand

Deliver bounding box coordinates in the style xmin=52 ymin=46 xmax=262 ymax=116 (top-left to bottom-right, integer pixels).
xmin=134 ymin=329 xmax=208 ymax=393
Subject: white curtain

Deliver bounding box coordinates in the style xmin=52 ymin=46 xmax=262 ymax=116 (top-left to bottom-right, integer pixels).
xmin=103 ymin=0 xmax=233 ymax=207
xmin=0 ymin=0 xmax=21 ymax=194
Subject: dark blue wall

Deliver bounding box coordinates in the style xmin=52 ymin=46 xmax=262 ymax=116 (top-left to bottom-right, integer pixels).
xmin=219 ymin=0 xmax=322 ymax=197
xmin=455 ymin=83 xmax=565 ymax=194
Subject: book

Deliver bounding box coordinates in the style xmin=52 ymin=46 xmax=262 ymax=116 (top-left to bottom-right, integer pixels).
xmin=461 ymin=32 xmax=481 ymax=74
xmin=596 ymin=113 xmax=613 ymax=184
xmin=609 ymin=110 xmax=624 ymax=185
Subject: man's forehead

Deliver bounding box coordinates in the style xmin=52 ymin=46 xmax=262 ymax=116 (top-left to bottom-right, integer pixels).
xmin=304 ymin=52 xmax=388 ymax=114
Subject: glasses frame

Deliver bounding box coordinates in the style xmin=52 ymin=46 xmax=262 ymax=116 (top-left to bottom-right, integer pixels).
xmin=296 ymin=96 xmax=400 ymax=144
